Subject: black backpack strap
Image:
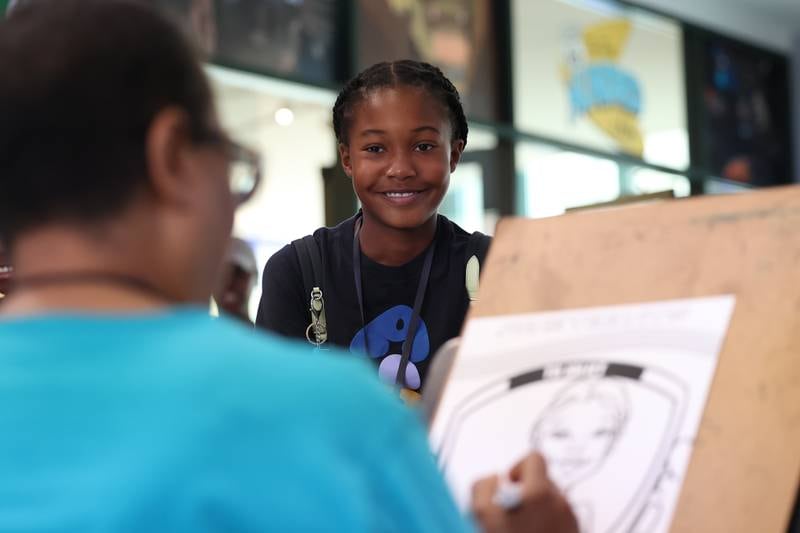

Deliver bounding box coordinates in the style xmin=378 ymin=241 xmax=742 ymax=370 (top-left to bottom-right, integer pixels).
xmin=292 ymin=235 xmax=327 ymax=346
xmin=302 ymin=235 xmax=324 ymax=292
xmin=465 ymin=232 xmax=492 ymax=303
xmin=292 ymin=237 xmax=315 ymax=300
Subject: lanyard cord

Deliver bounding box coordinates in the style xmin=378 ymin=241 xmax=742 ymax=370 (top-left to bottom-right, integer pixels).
xmin=353 ymin=216 xmax=437 ymax=388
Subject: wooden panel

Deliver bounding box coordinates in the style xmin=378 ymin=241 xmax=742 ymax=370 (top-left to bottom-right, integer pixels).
xmin=470 ymin=185 xmax=800 ymax=533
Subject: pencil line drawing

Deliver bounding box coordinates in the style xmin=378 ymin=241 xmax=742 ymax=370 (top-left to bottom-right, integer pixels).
xmin=437 ymin=361 xmax=688 ymax=533
xmin=429 ymin=296 xmax=735 ymax=533
xmin=531 ymin=378 xmax=631 ymax=490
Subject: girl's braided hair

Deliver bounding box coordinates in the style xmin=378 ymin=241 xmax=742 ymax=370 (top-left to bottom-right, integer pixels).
xmin=333 ymin=60 xmax=468 ymax=147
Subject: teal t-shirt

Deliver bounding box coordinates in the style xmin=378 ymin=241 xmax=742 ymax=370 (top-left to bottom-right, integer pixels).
xmin=0 ymin=308 xmax=472 ymax=532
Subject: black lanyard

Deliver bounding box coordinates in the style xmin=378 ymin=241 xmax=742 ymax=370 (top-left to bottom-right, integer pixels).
xmin=353 ymin=216 xmax=437 ymax=388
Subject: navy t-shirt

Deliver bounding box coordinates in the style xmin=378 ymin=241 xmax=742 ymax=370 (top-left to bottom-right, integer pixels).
xmin=256 ymin=213 xmax=491 ymax=392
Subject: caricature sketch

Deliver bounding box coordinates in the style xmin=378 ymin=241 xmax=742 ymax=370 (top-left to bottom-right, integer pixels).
xmin=437 ymin=361 xmax=687 ymax=533
xmin=429 ymin=296 xmax=735 ymax=533
xmin=532 ymin=379 xmax=630 ymax=490
xmin=532 ymin=379 xmax=630 ymax=531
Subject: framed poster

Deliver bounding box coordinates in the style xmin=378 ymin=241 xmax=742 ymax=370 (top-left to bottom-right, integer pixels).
xmin=513 ymin=0 xmax=688 ymax=169
xmin=214 ymin=0 xmax=340 ymax=84
xmin=357 ymin=0 xmax=499 ymax=121
xmin=688 ymin=29 xmax=793 ymax=187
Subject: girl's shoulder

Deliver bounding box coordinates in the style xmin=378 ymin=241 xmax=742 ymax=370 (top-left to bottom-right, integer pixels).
xmin=264 ymin=214 xmax=358 ymax=276
xmin=310 ymin=213 xmax=359 ymax=250
xmin=268 ymin=214 xmax=360 ymax=283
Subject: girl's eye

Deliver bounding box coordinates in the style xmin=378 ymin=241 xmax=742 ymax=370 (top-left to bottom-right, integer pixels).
xmin=365 ymin=145 xmax=385 ymax=154
xmin=415 ymin=143 xmax=435 ymax=152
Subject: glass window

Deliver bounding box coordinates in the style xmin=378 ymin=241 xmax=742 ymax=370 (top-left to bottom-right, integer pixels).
xmin=512 ymin=0 xmax=689 ymax=169
xmin=440 ymin=162 xmax=485 ymax=233
xmin=623 ymin=167 xmax=691 ymax=198
xmin=704 ymin=178 xmax=753 ymax=195
xmin=517 ymin=142 xmax=621 ymax=218
xmin=440 ymin=125 xmax=498 ymax=233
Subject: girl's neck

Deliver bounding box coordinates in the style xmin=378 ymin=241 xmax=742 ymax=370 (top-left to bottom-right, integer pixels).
xmin=358 ymin=212 xmax=438 ymax=267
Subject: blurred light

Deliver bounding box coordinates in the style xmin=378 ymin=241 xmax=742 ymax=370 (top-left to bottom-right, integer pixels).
xmin=274 ymin=107 xmax=294 ymax=127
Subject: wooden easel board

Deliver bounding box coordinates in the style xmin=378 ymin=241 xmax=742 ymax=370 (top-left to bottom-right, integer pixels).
xmin=470 ymin=185 xmax=800 ymax=533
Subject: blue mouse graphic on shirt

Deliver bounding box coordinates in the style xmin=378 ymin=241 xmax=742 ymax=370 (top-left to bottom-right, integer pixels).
xmin=350 ymin=305 xmax=430 ymax=390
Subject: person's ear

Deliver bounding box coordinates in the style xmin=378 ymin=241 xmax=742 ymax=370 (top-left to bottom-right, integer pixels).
xmin=449 ymin=139 xmax=466 ymax=173
xmin=339 ymin=143 xmax=353 ymax=178
xmin=145 ymin=106 xmax=196 ymax=208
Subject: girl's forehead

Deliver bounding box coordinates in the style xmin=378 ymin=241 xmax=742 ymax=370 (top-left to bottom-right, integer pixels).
xmin=361 ymin=84 xmax=427 ymax=101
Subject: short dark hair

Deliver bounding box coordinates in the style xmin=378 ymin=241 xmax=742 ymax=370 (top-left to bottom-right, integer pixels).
xmin=0 ymin=0 xmax=213 ymax=243
xmin=332 ymin=60 xmax=469 ymax=147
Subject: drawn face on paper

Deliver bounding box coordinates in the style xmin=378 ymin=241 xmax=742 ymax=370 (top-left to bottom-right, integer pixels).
xmin=531 ymin=379 xmax=628 ymax=489
xmin=535 ymin=401 xmax=621 ymax=487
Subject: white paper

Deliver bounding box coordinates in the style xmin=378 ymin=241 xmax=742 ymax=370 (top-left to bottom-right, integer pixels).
xmin=429 ymin=296 xmax=735 ymax=533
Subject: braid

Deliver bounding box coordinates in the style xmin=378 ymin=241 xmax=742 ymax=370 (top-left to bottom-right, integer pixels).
xmin=332 ymin=68 xmax=374 ymax=145
xmin=332 ymin=60 xmax=469 ymax=148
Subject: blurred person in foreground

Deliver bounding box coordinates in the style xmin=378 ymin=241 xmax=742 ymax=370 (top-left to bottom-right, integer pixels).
xmin=0 ymin=239 xmax=11 ymax=302
xmin=213 ymin=237 xmax=258 ymax=324
xmin=0 ymin=1 xmax=576 ymax=532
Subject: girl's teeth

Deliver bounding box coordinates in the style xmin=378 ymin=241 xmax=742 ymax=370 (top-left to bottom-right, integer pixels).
xmin=386 ymin=192 xmax=415 ymax=198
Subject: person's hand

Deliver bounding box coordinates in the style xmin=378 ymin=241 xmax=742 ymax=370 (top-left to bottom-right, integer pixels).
xmin=471 ymin=452 xmax=578 ymax=533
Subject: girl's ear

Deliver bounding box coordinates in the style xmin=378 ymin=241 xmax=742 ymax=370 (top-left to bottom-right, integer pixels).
xmin=338 ymin=143 xmax=353 ymax=178
xmin=449 ymin=139 xmax=466 ymax=173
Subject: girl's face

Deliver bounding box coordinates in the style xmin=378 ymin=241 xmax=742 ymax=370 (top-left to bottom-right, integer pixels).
xmin=339 ymin=86 xmax=464 ymax=232
xmin=533 ymin=401 xmax=620 ymax=488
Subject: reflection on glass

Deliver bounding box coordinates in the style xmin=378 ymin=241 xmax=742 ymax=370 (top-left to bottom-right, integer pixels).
xmin=517 ymin=143 xmax=620 ymax=218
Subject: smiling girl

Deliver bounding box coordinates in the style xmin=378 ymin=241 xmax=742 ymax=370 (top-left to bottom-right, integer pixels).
xmin=256 ymin=60 xmax=491 ymax=397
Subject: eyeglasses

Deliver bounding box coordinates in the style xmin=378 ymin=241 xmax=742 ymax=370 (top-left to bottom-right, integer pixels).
xmin=225 ymin=141 xmax=262 ymax=206
xmin=194 ymin=129 xmax=262 ymax=207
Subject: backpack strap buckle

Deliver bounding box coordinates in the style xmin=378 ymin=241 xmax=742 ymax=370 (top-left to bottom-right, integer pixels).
xmin=305 ymin=286 xmax=327 ymax=346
